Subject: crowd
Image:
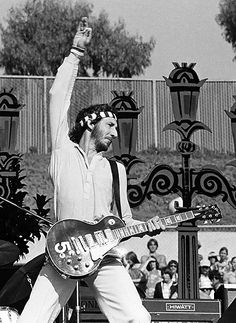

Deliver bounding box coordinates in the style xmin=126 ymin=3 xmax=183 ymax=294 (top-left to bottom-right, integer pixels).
xmin=122 ymin=239 xmax=235 ymax=314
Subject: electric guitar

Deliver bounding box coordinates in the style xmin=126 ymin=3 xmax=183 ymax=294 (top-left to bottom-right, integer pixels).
xmin=46 ymin=205 xmax=221 ymax=279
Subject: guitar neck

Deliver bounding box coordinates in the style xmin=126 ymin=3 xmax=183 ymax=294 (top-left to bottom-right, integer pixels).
xmin=112 ymin=210 xmax=195 ymax=240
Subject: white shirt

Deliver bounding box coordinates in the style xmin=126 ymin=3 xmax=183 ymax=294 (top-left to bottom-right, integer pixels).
xmin=162 ymin=281 xmax=172 ymax=299
xmin=49 ymin=54 xmax=135 ymax=225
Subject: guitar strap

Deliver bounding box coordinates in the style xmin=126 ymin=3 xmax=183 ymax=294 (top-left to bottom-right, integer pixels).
xmin=108 ymin=159 xmax=122 ymax=219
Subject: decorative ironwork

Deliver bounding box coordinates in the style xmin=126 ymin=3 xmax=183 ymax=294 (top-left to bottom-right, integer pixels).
xmin=0 ymin=152 xmax=19 ymax=202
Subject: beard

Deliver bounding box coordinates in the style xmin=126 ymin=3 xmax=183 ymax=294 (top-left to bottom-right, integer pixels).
xmin=91 ymin=124 xmax=111 ymax=152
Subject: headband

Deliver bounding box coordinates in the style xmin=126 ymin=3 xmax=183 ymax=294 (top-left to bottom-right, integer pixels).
xmin=79 ymin=111 xmax=117 ymax=127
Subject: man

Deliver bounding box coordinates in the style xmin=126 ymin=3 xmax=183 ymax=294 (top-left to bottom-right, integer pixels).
xmin=18 ymin=18 xmax=164 ymax=323
xmin=153 ymin=268 xmax=178 ymax=299
xmin=210 ymin=270 xmax=226 ymax=314
xmin=144 ymin=238 xmax=167 ymax=269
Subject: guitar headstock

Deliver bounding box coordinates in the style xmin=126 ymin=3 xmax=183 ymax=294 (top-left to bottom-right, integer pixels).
xmin=193 ymin=204 xmax=222 ymax=223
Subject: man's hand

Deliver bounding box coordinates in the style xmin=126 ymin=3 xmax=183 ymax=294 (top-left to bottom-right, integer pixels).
xmin=73 ymin=17 xmax=92 ymax=50
xmin=147 ymin=216 xmax=165 ymax=235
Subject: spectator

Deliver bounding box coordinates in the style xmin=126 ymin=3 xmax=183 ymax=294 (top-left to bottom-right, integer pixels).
xmin=210 ymin=270 xmax=226 ymax=314
xmin=123 ymin=251 xmax=147 ymax=298
xmin=199 ymin=261 xmax=212 ymax=287
xmin=198 ymin=240 xmax=203 ymax=265
xmin=199 ymin=280 xmax=213 ymax=299
xmin=223 ymin=256 xmax=236 ymax=284
xmin=216 ymin=247 xmax=229 ymax=276
xmin=167 ymin=260 xmax=178 ymax=284
xmin=143 ymin=238 xmax=167 ymax=269
xmin=153 ymin=268 xmax=178 ymax=299
xmin=140 ymin=256 xmax=162 ymax=298
xmin=208 ymin=251 xmax=218 ymax=272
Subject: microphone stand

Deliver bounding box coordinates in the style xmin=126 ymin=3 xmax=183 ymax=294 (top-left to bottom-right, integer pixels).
xmin=0 ymin=196 xmax=53 ymax=225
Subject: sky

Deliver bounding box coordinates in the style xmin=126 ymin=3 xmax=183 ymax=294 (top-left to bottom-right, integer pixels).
xmin=0 ymin=0 xmax=235 ymax=80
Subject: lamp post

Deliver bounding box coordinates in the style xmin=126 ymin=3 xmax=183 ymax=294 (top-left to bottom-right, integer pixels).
xmin=111 ymin=62 xmax=236 ymax=300
xmin=0 ymin=89 xmax=23 ymax=202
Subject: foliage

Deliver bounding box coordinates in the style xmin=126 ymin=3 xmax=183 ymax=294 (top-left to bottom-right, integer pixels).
xmin=86 ymin=11 xmax=156 ymax=77
xmin=0 ymin=154 xmax=51 ymax=257
xmin=0 ymin=0 xmax=156 ymax=77
xmin=216 ymin=0 xmax=236 ymax=60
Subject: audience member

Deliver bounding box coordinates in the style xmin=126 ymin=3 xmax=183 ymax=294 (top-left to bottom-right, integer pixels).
xmin=123 ymin=251 xmax=147 ymax=298
xmin=199 ymin=260 xmax=212 ymax=286
xmin=153 ymin=268 xmax=178 ymax=299
xmin=216 ymin=247 xmax=229 ymax=276
xmin=143 ymin=238 xmax=167 ymax=269
xmin=210 ymin=270 xmax=226 ymax=314
xmin=198 ymin=240 xmax=203 ymax=265
xmin=208 ymin=251 xmax=218 ymax=272
xmin=167 ymin=260 xmax=178 ymax=284
xmin=199 ymin=280 xmax=213 ymax=299
xmin=140 ymin=256 xmax=162 ymax=298
xmin=223 ymin=256 xmax=236 ymax=284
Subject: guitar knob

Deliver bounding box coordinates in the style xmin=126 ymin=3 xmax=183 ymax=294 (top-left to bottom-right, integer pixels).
xmin=77 ymin=255 xmax=82 ymax=261
xmin=67 ymin=259 xmax=72 ymax=265
xmin=85 ymin=262 xmax=90 ymax=268
xmin=74 ymin=265 xmax=79 ymax=270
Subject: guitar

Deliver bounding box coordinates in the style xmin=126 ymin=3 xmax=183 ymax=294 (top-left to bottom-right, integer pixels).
xmin=46 ymin=205 xmax=221 ymax=279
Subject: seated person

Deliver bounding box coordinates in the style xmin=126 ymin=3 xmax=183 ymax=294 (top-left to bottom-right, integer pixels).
xmin=208 ymin=251 xmax=218 ymax=272
xmin=123 ymin=251 xmax=147 ymax=298
xmin=167 ymin=259 xmax=178 ymax=284
xmin=199 ymin=280 xmax=213 ymax=299
xmin=140 ymin=256 xmax=162 ymax=298
xmin=199 ymin=260 xmax=212 ymax=286
xmin=153 ymin=268 xmax=178 ymax=299
xmin=223 ymin=256 xmax=236 ymax=284
xmin=215 ymin=247 xmax=230 ymax=277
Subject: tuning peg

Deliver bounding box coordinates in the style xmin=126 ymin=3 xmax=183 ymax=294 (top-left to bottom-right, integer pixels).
xmin=204 ymin=220 xmax=208 ymax=224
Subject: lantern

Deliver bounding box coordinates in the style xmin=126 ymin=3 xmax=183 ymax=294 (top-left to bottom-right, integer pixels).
xmin=110 ymin=90 xmax=143 ymax=156
xmin=0 ymin=89 xmax=22 ymax=152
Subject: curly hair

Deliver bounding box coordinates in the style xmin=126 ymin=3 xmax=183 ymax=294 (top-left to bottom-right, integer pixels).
xmin=69 ymin=103 xmax=117 ymax=144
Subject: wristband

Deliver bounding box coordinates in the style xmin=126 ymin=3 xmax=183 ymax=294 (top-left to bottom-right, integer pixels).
xmin=71 ymin=46 xmax=85 ymax=54
xmin=71 ymin=46 xmax=85 ymax=56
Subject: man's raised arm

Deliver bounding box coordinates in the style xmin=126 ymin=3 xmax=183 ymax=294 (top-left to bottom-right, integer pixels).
xmin=49 ymin=17 xmax=92 ymax=150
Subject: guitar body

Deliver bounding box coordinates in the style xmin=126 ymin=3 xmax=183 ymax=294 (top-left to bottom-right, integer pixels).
xmin=46 ymin=205 xmax=221 ymax=279
xmin=46 ymin=216 xmax=124 ymax=279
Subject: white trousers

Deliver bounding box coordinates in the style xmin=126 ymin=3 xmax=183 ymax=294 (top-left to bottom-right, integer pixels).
xmin=17 ymin=259 xmax=151 ymax=323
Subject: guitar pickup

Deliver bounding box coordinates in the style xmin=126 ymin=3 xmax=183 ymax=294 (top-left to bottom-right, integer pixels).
xmin=84 ymin=234 xmax=96 ymax=248
xmin=94 ymin=230 xmax=108 ymax=245
xmin=70 ymin=237 xmax=82 ymax=254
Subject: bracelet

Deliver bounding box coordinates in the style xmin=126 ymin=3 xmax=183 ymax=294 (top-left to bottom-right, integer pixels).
xmin=70 ymin=49 xmax=83 ymax=59
xmin=71 ymin=46 xmax=85 ymax=55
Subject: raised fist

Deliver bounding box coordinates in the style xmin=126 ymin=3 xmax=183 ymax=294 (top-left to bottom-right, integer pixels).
xmin=73 ymin=17 xmax=92 ymax=50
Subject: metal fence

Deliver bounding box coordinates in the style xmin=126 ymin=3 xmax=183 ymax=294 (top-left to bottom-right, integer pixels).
xmin=0 ymin=76 xmax=236 ymax=154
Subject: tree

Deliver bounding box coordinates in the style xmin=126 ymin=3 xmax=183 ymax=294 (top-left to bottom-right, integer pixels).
xmin=0 ymin=0 xmax=156 ymax=77
xmin=216 ymin=0 xmax=236 ymax=60
xmin=87 ymin=11 xmax=156 ymax=77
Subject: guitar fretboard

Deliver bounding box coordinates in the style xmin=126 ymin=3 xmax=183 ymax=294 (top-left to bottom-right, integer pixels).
xmin=112 ymin=211 xmax=195 ymax=240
